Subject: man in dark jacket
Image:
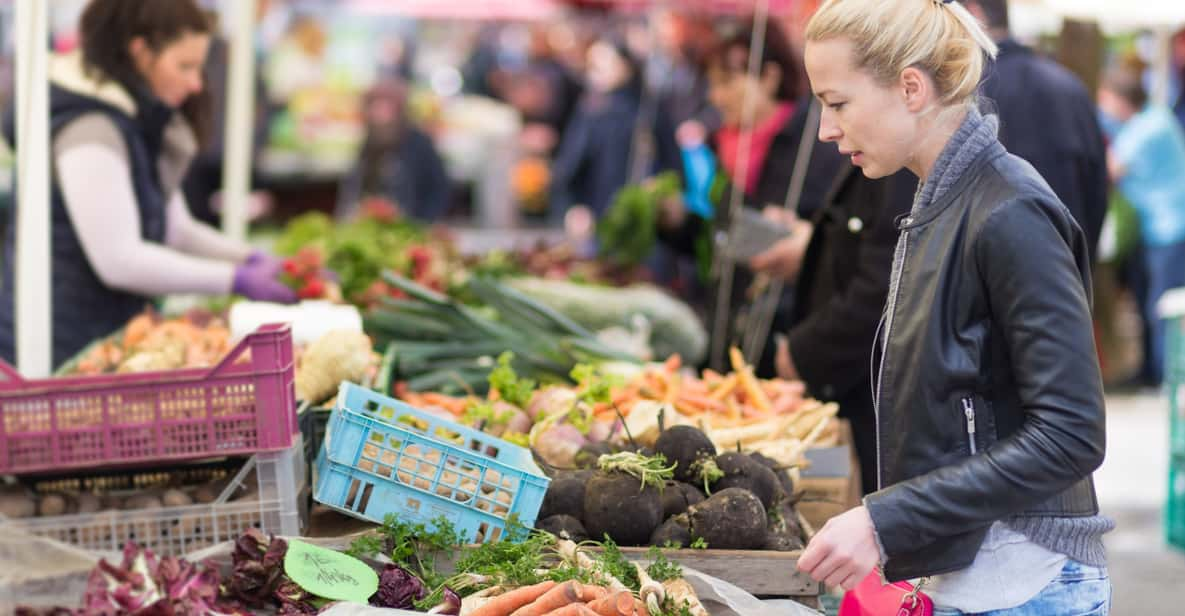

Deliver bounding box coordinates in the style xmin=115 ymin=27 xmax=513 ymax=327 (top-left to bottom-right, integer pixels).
xmin=965 ymin=0 xmax=1109 ymax=263
xmin=752 ymin=165 xmax=916 ymax=495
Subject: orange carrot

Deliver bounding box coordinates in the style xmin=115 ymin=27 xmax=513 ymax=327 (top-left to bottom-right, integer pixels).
xmin=581 ymin=585 xmax=610 ymax=603
xmin=469 ymin=581 xmax=557 ymax=616
xmin=587 ymin=591 xmax=638 ymax=616
xmin=663 ymin=354 xmax=682 ymax=372
xmin=541 ymin=604 xmax=600 ymax=616
xmin=509 ymin=581 xmax=584 ymax=616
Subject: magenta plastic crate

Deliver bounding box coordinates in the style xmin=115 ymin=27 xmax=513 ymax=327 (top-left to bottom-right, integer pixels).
xmin=0 ymin=323 xmax=298 ymax=475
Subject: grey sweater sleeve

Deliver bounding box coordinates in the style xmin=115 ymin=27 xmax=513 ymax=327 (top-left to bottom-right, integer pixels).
xmin=53 ymin=113 xmax=236 ymax=295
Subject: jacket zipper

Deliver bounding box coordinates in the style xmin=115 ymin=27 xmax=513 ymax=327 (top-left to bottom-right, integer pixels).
xmin=875 ymin=225 xmax=911 ymax=490
xmin=962 ymin=397 xmax=977 ymax=455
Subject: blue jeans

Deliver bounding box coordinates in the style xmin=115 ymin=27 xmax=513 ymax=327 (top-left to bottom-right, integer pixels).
xmin=932 ymin=560 xmax=1111 ymax=616
xmin=1144 ymin=240 xmax=1185 ymax=385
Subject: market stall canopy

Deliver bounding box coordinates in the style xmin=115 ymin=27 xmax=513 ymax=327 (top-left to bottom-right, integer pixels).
xmin=344 ymin=0 xmax=563 ymax=20
xmin=559 ymin=0 xmax=800 ymax=14
xmin=1016 ymin=0 xmax=1185 ymax=32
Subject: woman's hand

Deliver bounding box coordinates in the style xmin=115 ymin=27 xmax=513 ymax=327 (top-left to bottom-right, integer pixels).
xmin=774 ymin=334 xmax=799 ymax=380
xmin=797 ymin=505 xmax=881 ymax=591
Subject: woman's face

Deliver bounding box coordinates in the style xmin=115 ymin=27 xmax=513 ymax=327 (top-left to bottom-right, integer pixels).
xmin=804 ymin=37 xmax=919 ymax=179
xmin=131 ymin=32 xmax=210 ymax=108
xmin=586 ymin=41 xmax=631 ymax=93
xmin=707 ymin=46 xmax=778 ymax=128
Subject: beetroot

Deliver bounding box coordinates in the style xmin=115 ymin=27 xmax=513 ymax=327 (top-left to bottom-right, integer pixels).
xmin=712 ymin=452 xmax=780 ymax=509
xmin=582 ymin=471 xmax=664 ymax=546
xmin=655 ymin=426 xmax=717 ymax=484
xmin=687 ymin=488 xmax=767 ymax=550
xmin=661 ymin=481 xmax=706 ymax=519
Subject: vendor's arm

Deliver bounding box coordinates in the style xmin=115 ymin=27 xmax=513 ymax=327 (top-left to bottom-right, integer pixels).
xmin=165 ymin=191 xmax=253 ymax=262
xmin=864 ymin=198 xmax=1105 ymax=559
xmin=55 ymin=114 xmax=236 ymax=295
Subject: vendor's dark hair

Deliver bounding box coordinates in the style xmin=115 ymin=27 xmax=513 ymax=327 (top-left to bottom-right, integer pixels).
xmin=79 ymin=0 xmax=213 ymax=143
xmin=711 ymin=19 xmax=802 ymax=102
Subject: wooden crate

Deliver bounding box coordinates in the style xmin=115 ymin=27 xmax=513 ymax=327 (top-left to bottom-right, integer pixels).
xmin=615 ymin=546 xmax=821 ymax=600
xmin=797 ymin=419 xmax=861 ymax=530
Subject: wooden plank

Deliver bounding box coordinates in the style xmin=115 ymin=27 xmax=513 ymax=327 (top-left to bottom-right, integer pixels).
xmin=613 ymin=547 xmax=821 ymax=597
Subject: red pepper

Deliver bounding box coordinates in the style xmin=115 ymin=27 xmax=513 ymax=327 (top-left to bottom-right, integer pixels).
xmin=297 ymin=278 xmax=325 ymax=299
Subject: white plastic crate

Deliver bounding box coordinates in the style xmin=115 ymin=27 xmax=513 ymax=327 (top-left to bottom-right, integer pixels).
xmin=0 ymin=435 xmax=306 ymax=557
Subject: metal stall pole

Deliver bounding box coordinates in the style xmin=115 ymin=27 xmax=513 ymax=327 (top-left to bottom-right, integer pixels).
xmin=14 ymin=0 xmax=51 ymax=377
xmin=221 ymin=0 xmax=259 ymax=241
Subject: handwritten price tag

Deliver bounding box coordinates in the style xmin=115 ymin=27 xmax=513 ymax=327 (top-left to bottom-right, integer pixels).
xmin=283 ymin=540 xmax=379 ymax=603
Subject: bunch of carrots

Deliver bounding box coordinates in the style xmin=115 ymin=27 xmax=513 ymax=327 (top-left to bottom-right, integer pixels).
xmin=596 ymin=348 xmax=810 ymax=424
xmin=396 ymin=347 xmax=816 ymax=429
xmin=469 ymin=580 xmax=650 ymax=616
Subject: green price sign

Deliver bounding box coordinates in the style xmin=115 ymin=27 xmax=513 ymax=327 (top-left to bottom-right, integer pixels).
xmin=283 ymin=539 xmax=379 ymax=603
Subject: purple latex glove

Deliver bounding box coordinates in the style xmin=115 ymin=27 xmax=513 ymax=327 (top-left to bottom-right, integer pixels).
xmin=233 ymin=254 xmax=298 ymax=303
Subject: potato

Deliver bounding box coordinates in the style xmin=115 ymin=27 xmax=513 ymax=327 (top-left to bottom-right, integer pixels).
xmin=161 ymin=489 xmax=193 ymax=508
xmin=76 ymin=492 xmax=103 ymax=514
xmin=123 ymin=494 xmax=163 ymax=511
xmin=38 ymin=493 xmax=70 ymax=517
xmin=0 ymin=484 xmax=36 ymax=518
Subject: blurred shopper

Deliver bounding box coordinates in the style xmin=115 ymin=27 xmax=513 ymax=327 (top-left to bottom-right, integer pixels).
xmin=965 ymin=0 xmax=1110 ymax=262
xmin=1098 ymin=68 xmax=1185 ymax=387
xmin=550 ymin=36 xmax=644 ymax=218
xmin=797 ymin=1 xmax=1110 ymax=608
xmin=657 ymin=22 xmax=845 ymax=379
xmin=749 ymin=164 xmax=916 ymax=495
xmin=337 ymin=78 xmax=451 ymax=222
xmin=0 ymin=0 xmax=295 ymax=369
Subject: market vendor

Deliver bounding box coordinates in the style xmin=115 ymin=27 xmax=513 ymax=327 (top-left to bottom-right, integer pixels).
xmin=0 ymin=0 xmax=296 ymax=369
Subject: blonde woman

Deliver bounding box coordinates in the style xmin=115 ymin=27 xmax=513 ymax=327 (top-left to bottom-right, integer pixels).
xmin=793 ymin=1 xmax=1113 ymax=613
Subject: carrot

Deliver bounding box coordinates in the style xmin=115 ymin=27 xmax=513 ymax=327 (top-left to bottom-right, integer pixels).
xmin=730 ymin=348 xmax=772 ymax=413
xmin=587 ymin=591 xmax=639 ymax=616
xmin=509 ymin=581 xmax=584 ymax=616
xmin=541 ymin=604 xmax=600 ymax=616
xmin=663 ymin=354 xmax=682 ymax=373
xmin=469 ymin=581 xmax=557 ymax=616
xmin=708 ymin=374 xmax=739 ymax=401
xmin=581 ymin=585 xmax=611 ymax=603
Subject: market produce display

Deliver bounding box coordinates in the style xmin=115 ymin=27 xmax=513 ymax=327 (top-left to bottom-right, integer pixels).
xmin=345 ymin=515 xmax=709 ymax=616
xmin=57 ymin=309 xmax=379 ymax=406
xmin=367 ymin=273 xmax=640 ymax=396
xmin=535 ymin=430 xmax=808 ymax=552
xmin=63 ymin=309 xmax=231 ymax=375
xmin=507 ymin=278 xmax=708 ymax=366
xmin=274 ymin=210 xmax=463 ymax=308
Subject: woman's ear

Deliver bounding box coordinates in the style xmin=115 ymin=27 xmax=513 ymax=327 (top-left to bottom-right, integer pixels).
xmin=761 ymin=62 xmax=783 ymax=97
xmin=900 ymin=66 xmax=931 ymax=112
xmin=127 ymin=37 xmax=151 ymax=70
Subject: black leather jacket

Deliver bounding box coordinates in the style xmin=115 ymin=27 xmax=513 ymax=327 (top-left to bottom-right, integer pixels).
xmin=864 ymin=141 xmax=1105 ymax=582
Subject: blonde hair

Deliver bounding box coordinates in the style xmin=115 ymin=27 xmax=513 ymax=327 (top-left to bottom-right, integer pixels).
xmin=806 ymin=0 xmax=998 ymax=106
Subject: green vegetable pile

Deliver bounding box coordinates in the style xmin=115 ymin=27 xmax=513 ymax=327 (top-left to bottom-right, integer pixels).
xmin=598 ymin=172 xmax=682 ymax=267
xmin=366 ymin=273 xmax=640 ymax=395
xmin=347 ymin=514 xmax=700 ymax=616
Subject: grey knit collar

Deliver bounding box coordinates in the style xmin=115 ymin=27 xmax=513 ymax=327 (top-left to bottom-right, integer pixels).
xmin=913 ymin=107 xmax=999 ymax=212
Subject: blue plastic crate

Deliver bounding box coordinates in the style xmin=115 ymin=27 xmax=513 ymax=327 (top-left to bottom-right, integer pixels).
xmin=312 ymin=383 xmax=549 ymax=543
